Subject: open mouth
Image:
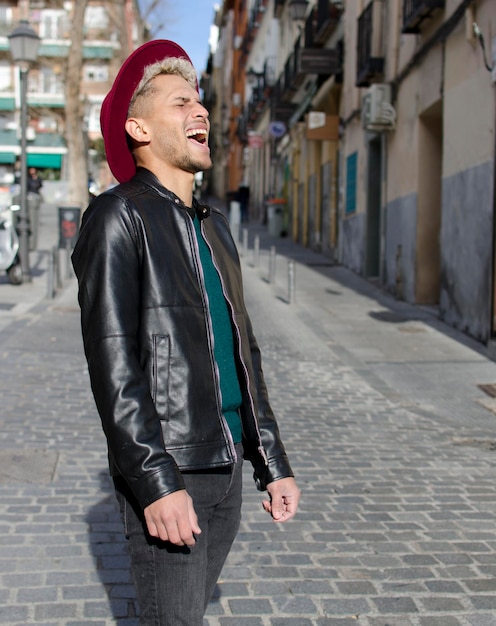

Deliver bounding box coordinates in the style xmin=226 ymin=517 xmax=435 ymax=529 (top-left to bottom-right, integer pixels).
xmin=186 ymin=128 xmax=208 ymax=145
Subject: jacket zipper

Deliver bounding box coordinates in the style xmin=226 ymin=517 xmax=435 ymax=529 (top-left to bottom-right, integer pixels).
xmin=188 ymin=215 xmax=237 ymax=463
xmin=200 ymin=220 xmax=268 ymax=466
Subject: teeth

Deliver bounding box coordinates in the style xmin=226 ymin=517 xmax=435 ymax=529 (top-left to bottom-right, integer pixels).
xmin=186 ymin=129 xmax=207 ymax=138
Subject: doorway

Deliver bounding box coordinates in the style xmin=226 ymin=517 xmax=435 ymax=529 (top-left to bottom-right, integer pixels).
xmin=417 ymin=102 xmax=442 ymax=304
xmin=365 ymin=136 xmax=382 ymax=278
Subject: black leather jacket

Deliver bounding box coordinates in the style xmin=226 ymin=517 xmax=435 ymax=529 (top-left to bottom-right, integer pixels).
xmin=72 ymin=168 xmax=293 ymax=510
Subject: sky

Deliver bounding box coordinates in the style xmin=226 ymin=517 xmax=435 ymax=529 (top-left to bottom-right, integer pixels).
xmin=141 ymin=0 xmax=219 ymax=74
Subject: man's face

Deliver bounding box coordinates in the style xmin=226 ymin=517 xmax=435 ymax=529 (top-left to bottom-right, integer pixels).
xmin=137 ymin=73 xmax=212 ymax=175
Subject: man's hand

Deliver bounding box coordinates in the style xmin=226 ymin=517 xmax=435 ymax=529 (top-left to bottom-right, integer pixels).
xmin=144 ymin=489 xmax=201 ymax=546
xmin=262 ymin=477 xmax=300 ymax=522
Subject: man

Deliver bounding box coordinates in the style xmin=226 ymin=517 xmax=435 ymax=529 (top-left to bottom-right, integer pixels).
xmin=72 ymin=40 xmax=300 ymax=626
xmin=27 ymin=167 xmax=43 ymax=194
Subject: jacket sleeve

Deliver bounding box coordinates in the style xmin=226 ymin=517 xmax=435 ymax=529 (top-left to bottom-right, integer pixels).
xmin=71 ymin=194 xmax=185 ymax=509
xmin=243 ymin=310 xmax=295 ymax=491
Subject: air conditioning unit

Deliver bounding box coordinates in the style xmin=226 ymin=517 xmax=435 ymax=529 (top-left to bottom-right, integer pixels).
xmin=362 ymin=83 xmax=396 ymax=131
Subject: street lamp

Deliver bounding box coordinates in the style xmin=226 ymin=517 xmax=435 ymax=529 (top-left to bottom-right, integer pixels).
xmin=246 ymin=67 xmax=265 ymax=87
xmin=8 ymin=20 xmax=40 ymax=282
xmin=288 ymin=0 xmax=309 ymax=22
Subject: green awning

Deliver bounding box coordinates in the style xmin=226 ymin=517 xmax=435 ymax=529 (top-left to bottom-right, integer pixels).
xmin=0 ymin=97 xmax=15 ymax=111
xmin=0 ymin=152 xmax=16 ymax=164
xmin=27 ymin=154 xmax=62 ymax=168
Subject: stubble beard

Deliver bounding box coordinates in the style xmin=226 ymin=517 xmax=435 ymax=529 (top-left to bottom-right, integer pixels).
xmin=159 ymin=131 xmax=212 ymax=174
xmin=181 ymin=154 xmax=213 ymax=174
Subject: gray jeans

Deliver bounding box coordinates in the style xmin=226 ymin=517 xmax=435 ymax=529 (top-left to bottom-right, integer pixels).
xmin=114 ymin=445 xmax=243 ymax=625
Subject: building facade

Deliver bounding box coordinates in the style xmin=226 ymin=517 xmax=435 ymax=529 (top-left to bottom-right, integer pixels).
xmin=341 ymin=0 xmax=495 ymax=344
xmin=205 ymin=0 xmax=496 ymax=346
xmin=0 ymin=0 xmax=141 ymax=188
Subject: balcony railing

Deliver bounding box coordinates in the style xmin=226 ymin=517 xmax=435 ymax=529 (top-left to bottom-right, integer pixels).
xmin=275 ymin=9 xmax=341 ymax=102
xmin=242 ymin=0 xmax=269 ymax=57
xmin=0 ymin=19 xmax=14 ymax=38
xmin=314 ymin=0 xmax=344 ymax=45
xmin=356 ymin=0 xmax=384 ymax=87
xmin=237 ymin=111 xmax=248 ymax=143
xmin=402 ymin=0 xmax=445 ymax=34
xmin=270 ymin=77 xmax=297 ymax=124
xmin=243 ymin=59 xmax=276 ymax=131
xmin=238 ymin=63 xmax=274 ymax=141
xmin=284 ymin=39 xmax=340 ymax=95
xmin=274 ymin=0 xmax=287 ymax=18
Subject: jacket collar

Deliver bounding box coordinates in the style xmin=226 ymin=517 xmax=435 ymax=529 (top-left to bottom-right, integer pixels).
xmin=133 ymin=167 xmax=210 ymax=221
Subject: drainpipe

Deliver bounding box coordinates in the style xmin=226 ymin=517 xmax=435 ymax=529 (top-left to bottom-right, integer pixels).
xmin=380 ymin=132 xmax=387 ymax=284
xmin=493 ymin=84 xmax=496 ymax=338
xmin=490 ymin=37 xmax=496 ymax=337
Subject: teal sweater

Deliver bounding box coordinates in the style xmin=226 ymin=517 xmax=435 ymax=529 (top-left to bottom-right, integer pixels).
xmin=193 ymin=216 xmax=242 ymax=443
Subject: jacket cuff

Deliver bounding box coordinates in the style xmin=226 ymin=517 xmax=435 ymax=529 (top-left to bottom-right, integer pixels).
xmin=253 ymin=453 xmax=294 ymax=491
xmin=129 ymin=464 xmax=186 ymax=510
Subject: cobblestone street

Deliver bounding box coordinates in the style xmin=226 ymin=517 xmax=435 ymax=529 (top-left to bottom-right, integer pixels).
xmin=2 ymin=203 xmax=496 ymax=625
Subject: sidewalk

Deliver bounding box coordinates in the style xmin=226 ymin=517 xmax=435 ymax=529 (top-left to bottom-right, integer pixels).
xmin=0 ymin=194 xmax=75 ymax=333
xmin=2 ymin=200 xmax=496 ymax=625
xmin=235 ymin=219 xmax=496 ymax=432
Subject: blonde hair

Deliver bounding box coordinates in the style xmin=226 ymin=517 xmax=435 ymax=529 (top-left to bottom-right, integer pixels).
xmin=128 ymin=57 xmax=197 ymax=116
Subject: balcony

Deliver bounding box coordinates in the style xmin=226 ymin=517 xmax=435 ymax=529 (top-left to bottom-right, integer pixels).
xmin=237 ymin=110 xmax=248 ymax=143
xmin=356 ymin=0 xmax=385 ymax=87
xmin=314 ymin=0 xmax=344 ymax=45
xmin=278 ymin=11 xmax=341 ymax=102
xmin=37 ymin=40 xmax=116 ymax=60
xmin=242 ymin=0 xmax=268 ymax=57
xmin=29 ymin=91 xmax=65 ymax=108
xmin=0 ymin=19 xmax=14 ymax=38
xmin=246 ymin=63 xmax=274 ymax=125
xmin=402 ymin=0 xmax=445 ymax=34
xmin=285 ymin=42 xmax=340 ymax=96
xmin=270 ymin=77 xmax=297 ymax=124
xmin=274 ymin=0 xmax=287 ymax=18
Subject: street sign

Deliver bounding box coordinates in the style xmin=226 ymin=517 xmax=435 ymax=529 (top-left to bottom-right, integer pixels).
xmin=269 ymin=121 xmax=286 ymax=138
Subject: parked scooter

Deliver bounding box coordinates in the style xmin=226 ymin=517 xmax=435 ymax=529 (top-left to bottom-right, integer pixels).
xmin=0 ymin=205 xmax=22 ymax=285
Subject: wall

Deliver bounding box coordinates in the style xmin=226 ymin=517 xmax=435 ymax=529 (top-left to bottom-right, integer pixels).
xmin=339 ymin=211 xmax=365 ymax=274
xmin=438 ymin=7 xmax=495 ymax=341
xmin=440 ymin=161 xmax=493 ymax=342
xmin=383 ymin=193 xmax=417 ymax=302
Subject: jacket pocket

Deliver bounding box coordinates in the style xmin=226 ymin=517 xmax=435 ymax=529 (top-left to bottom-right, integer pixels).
xmin=151 ymin=334 xmax=170 ymax=420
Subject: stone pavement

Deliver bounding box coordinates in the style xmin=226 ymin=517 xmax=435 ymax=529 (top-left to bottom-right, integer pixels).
xmin=2 ymin=199 xmax=496 ymax=625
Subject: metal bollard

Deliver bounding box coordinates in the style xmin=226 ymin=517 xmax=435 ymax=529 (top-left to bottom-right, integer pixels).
xmin=288 ymin=259 xmax=295 ymax=304
xmin=253 ymin=235 xmax=260 ymax=267
xmin=56 ymin=247 xmax=63 ymax=289
xmin=65 ymin=239 xmax=73 ymax=280
xmin=268 ymin=246 xmax=276 ymax=283
xmin=46 ymin=248 xmax=54 ymax=299
xmin=232 ymin=222 xmax=240 ymax=246
xmin=47 ymin=245 xmax=62 ymax=298
xmin=242 ymin=228 xmax=248 ymax=257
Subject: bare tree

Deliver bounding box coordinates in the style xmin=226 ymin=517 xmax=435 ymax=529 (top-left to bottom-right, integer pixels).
xmin=64 ymin=0 xmax=89 ymax=209
xmin=62 ymin=0 xmax=159 ymax=209
xmin=136 ymin=0 xmax=170 ymax=40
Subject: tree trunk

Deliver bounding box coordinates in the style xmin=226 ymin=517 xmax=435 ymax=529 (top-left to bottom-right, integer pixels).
xmin=64 ymin=0 xmax=89 ymax=209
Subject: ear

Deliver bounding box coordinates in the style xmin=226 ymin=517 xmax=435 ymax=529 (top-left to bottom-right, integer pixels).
xmin=125 ymin=117 xmax=150 ymax=144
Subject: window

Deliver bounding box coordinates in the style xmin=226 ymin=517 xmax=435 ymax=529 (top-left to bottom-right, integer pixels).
xmin=40 ymin=67 xmax=64 ymax=95
xmin=345 ymin=152 xmax=358 ymax=215
xmin=84 ymin=65 xmax=109 ymax=83
xmin=0 ymin=61 xmax=11 ymax=91
xmin=84 ymin=6 xmax=108 ymax=30
xmin=0 ymin=5 xmax=11 ymax=26
xmin=39 ymin=10 xmax=65 ymax=39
